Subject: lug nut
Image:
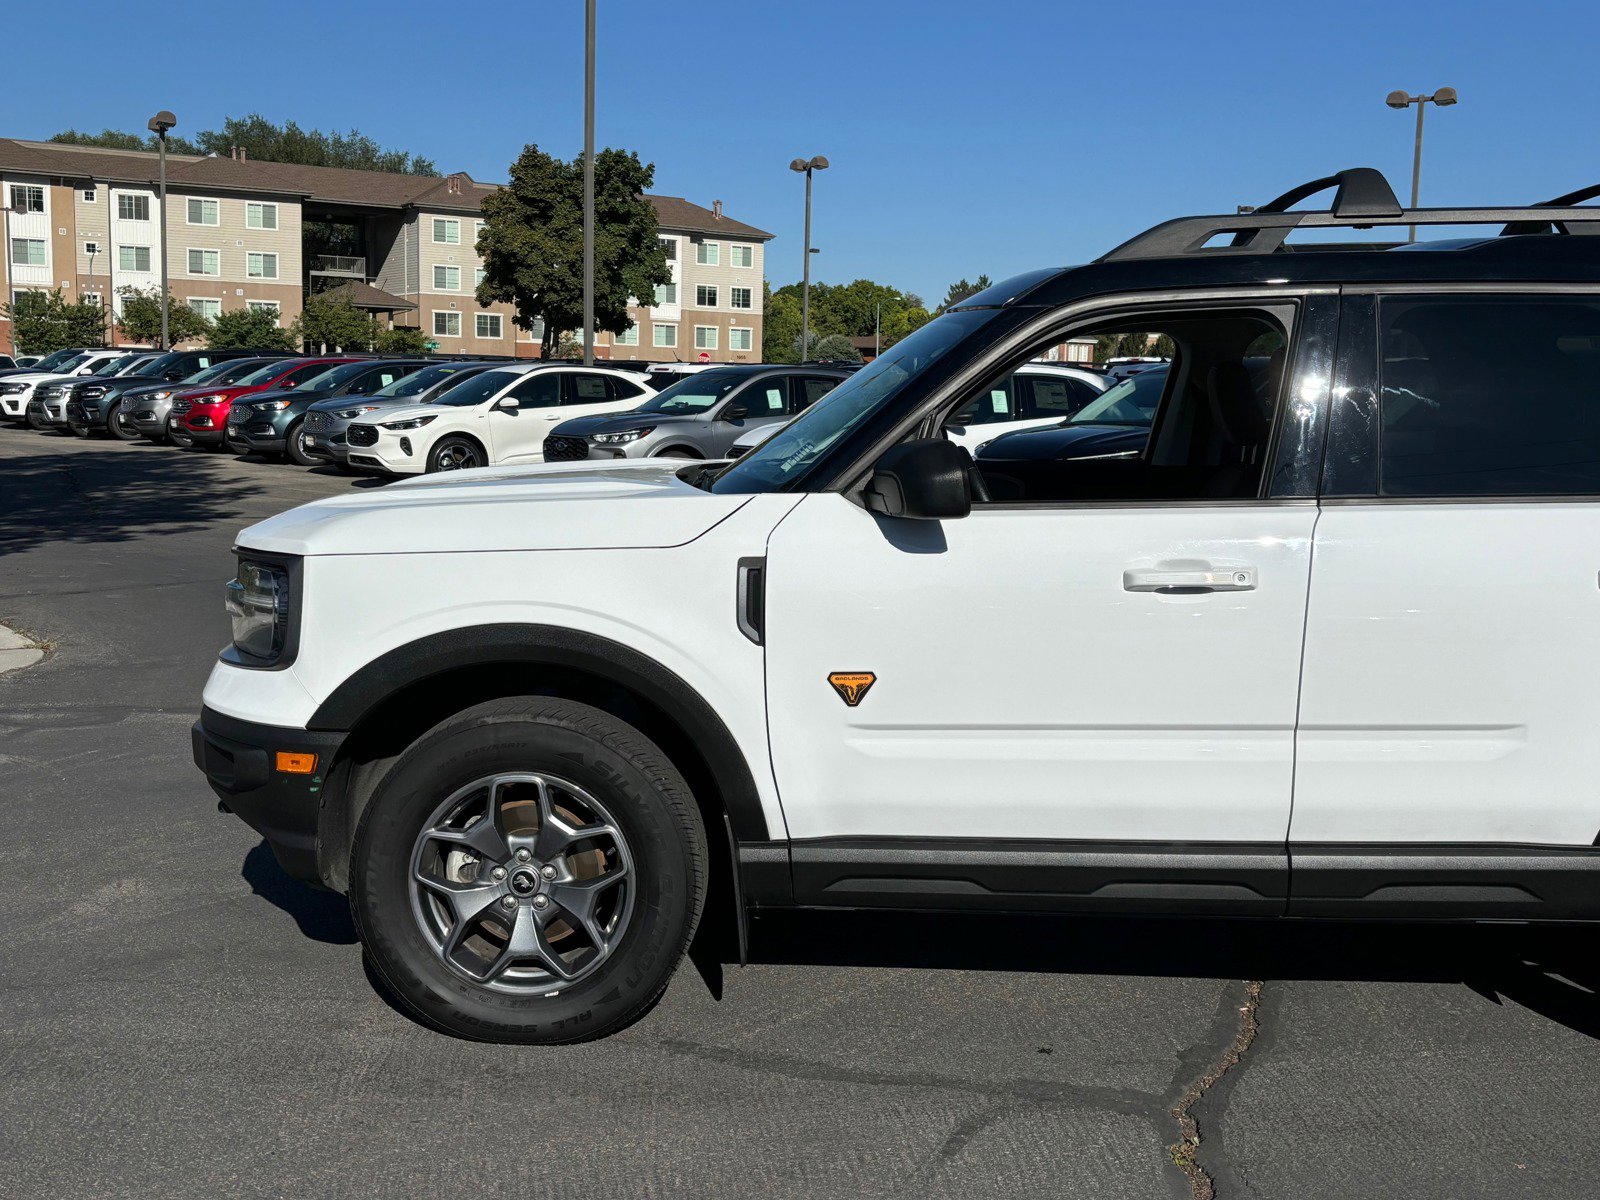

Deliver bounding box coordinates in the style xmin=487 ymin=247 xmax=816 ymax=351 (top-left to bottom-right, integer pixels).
xmin=515 ymin=848 xmax=532 ymax=862
xmin=501 ymin=895 xmax=517 ymax=910
xmin=491 ymin=866 xmax=507 ymax=881
xmin=540 ymin=865 xmax=557 ymax=879
xmin=532 ymin=895 xmax=549 ymax=909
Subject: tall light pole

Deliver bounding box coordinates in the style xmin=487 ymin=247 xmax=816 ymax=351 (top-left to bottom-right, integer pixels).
xmin=581 ymin=0 xmax=596 ymax=365
xmin=789 ymin=155 xmax=828 ymax=359
xmin=147 ymin=110 xmax=177 ymax=348
xmin=1386 ymin=87 xmax=1457 ymax=242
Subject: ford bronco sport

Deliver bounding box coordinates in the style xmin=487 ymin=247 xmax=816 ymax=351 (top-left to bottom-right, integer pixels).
xmin=196 ymin=168 xmax=1600 ymax=1042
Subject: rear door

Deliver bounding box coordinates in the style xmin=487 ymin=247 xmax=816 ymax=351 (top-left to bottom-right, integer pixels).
xmin=1293 ymin=290 xmax=1600 ymax=855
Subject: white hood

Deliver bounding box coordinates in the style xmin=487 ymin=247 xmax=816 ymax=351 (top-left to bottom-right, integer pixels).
xmin=237 ymin=459 xmax=748 ymax=556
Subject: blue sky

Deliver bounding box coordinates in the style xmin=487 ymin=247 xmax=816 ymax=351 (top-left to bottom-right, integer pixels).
xmin=11 ymin=0 xmax=1599 ymax=304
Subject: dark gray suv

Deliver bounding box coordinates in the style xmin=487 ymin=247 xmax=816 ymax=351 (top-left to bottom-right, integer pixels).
xmin=542 ymin=364 xmax=849 ymax=461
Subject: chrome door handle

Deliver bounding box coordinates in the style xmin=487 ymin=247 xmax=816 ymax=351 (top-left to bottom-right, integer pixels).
xmin=1123 ymin=567 xmax=1257 ymax=593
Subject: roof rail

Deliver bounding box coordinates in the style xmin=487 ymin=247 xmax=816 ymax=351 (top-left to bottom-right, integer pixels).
xmin=1098 ymin=166 xmax=1600 ymax=262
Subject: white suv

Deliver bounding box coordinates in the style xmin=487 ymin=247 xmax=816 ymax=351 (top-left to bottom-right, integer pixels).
xmin=344 ymin=364 xmax=651 ymax=474
xmin=195 ymin=167 xmax=1600 ymax=1043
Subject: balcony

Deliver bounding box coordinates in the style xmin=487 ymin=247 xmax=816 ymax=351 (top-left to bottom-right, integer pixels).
xmin=310 ymin=255 xmax=367 ymax=279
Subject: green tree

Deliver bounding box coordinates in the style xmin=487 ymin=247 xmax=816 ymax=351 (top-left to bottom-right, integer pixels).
xmin=763 ymin=283 xmax=802 ymax=362
xmin=115 ymin=287 xmax=209 ymax=346
xmin=1148 ymin=333 xmax=1176 ymax=359
xmin=51 ymin=114 xmax=434 ymax=174
xmin=2 ymin=289 xmax=107 ymax=354
xmin=293 ymin=296 xmax=379 ymax=352
xmin=939 ymin=274 xmax=992 ymax=311
xmin=374 ymin=325 xmax=430 ymax=354
xmin=803 ymin=332 xmax=860 ymax=362
xmin=768 ymin=278 xmax=934 ymax=355
xmin=477 ymin=143 xmax=672 ymax=359
xmin=208 ymin=306 xmax=295 ymax=350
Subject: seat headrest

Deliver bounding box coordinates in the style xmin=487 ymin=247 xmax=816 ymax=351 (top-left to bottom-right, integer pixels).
xmin=1209 ymin=361 xmax=1269 ymax=445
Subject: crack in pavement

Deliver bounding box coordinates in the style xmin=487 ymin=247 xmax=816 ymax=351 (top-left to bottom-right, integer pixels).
xmin=1165 ymin=979 xmax=1264 ymax=1200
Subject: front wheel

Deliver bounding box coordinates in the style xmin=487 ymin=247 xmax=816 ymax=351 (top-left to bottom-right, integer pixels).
xmin=108 ymin=402 xmax=143 ymax=442
xmin=168 ymin=419 xmax=196 ymax=449
xmin=25 ymin=407 xmax=48 ymax=432
xmin=427 ymin=436 xmax=483 ymax=473
xmin=285 ymin=420 xmax=316 ymax=466
xmin=350 ymin=697 xmax=707 ymax=1043
xmin=69 ymin=419 xmax=92 ymax=439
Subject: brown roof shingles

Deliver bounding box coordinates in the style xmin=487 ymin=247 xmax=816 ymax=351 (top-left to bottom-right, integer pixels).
xmin=0 ymin=138 xmax=773 ymax=238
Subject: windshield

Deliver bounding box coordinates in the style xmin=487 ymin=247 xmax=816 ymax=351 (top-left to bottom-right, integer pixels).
xmin=375 ymin=363 xmax=478 ymax=399
xmin=234 ymin=359 xmax=296 ymax=386
xmin=33 ymin=348 xmax=83 ymax=372
xmin=1068 ymin=368 xmax=1168 ymax=425
xmin=128 ymin=353 xmax=182 ymax=378
xmin=713 ymin=310 xmax=993 ymax=494
xmin=298 ymin=361 xmax=376 ymax=391
xmin=634 ymin=369 xmax=747 ymax=414
xmin=433 ymin=368 xmax=521 ymax=407
xmin=191 ymin=358 xmax=263 ymax=385
xmin=53 ymin=353 xmax=94 ymax=373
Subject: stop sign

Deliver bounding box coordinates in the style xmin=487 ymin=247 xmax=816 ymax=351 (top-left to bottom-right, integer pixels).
xmin=698 ymin=351 xmax=710 ymax=362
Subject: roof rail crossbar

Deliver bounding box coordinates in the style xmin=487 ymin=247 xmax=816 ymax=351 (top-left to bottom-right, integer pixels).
xmin=1227 ymin=167 xmax=1400 ymax=249
xmin=1501 ymin=182 xmax=1600 ymax=237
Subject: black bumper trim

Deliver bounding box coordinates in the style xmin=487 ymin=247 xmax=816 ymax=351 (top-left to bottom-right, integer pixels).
xmin=193 ymin=706 xmax=347 ymax=886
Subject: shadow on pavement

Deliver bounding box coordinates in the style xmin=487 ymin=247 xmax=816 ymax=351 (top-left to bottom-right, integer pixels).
xmin=242 ymin=841 xmax=357 ymax=945
xmin=0 ymin=431 xmax=265 ymax=555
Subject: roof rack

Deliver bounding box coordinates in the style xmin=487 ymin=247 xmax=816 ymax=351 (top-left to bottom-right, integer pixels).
xmin=1099 ymin=167 xmax=1600 ymax=261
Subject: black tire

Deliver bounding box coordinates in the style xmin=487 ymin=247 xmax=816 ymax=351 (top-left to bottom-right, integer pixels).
xmin=350 ymin=697 xmax=707 ymax=1043
xmin=107 ymin=401 xmax=142 ymax=442
xmin=285 ymin=420 xmax=316 ymax=466
xmin=427 ymin=435 xmax=484 ymax=473
xmin=25 ymin=407 xmax=48 ymax=432
xmin=68 ymin=419 xmax=92 ymax=439
xmin=168 ymin=419 xmax=195 ymax=449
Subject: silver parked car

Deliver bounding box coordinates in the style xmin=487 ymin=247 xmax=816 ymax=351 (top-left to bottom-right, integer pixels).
xmin=300 ymin=361 xmax=504 ymax=466
xmin=543 ymin=364 xmax=850 ymax=461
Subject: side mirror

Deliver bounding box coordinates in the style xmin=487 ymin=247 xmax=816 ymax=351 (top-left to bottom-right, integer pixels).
xmin=722 ymin=404 xmax=748 ymax=421
xmin=496 ymin=396 xmax=518 ymax=410
xmin=863 ymin=438 xmax=974 ymax=521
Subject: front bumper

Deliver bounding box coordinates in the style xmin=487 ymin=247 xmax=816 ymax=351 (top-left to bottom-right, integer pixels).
xmin=66 ymin=392 xmax=115 ymax=430
xmin=0 ymin=391 xmax=30 ymax=419
xmin=193 ymin=706 xmax=347 ymax=885
xmin=345 ymin=425 xmax=425 ymax=474
xmin=30 ymin=397 xmax=70 ymax=426
xmin=180 ymin=412 xmax=229 ymax=444
xmin=233 ymin=420 xmax=288 ymax=452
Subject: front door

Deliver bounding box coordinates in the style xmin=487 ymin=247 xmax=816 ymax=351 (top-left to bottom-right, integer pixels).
xmin=487 ymin=371 xmax=561 ymax=463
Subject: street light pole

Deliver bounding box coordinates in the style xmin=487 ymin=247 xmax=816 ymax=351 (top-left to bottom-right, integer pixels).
xmin=581 ymin=0 xmax=596 ymax=366
xmin=147 ymin=110 xmax=177 ymax=348
xmin=789 ymin=155 xmax=828 ymax=360
xmin=1386 ymin=87 xmax=1457 ymax=243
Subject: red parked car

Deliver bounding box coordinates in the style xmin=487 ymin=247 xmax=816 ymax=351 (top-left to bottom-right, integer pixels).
xmin=169 ymin=357 xmax=362 ymax=450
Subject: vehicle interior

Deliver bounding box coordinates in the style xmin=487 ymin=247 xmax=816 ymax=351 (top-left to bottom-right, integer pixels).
xmin=964 ymin=309 xmax=1290 ymax=504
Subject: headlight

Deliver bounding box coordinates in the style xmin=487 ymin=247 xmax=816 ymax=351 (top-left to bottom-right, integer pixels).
xmin=336 ymin=406 xmax=381 ymax=419
xmin=381 ymin=414 xmax=438 ymax=430
xmin=224 ymin=558 xmax=291 ymax=664
xmin=0 ymin=384 xmax=26 ymax=395
xmin=254 ymin=400 xmax=293 ymax=412
xmin=591 ymin=427 xmax=655 ymax=445
xmin=152 ymin=390 xmax=173 ymax=400
xmin=197 ymin=393 xmax=227 ymax=405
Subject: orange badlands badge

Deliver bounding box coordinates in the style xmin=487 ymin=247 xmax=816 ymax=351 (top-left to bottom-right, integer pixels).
xmin=827 ymin=672 xmax=877 ymax=707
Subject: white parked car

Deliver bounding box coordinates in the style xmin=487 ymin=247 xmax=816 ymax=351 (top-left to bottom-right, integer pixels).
xmin=0 ymin=349 xmax=128 ymax=423
xmin=728 ymin=363 xmax=1110 ymax=458
xmin=344 ymin=364 xmax=653 ymax=474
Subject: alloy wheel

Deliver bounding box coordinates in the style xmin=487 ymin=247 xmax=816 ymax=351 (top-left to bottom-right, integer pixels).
xmin=408 ymin=772 xmax=635 ymax=993
xmin=435 ymin=441 xmax=481 ymax=471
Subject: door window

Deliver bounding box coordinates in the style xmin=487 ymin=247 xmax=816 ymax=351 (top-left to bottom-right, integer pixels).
xmin=566 ymin=373 xmax=612 ymax=405
xmin=508 ymin=373 xmax=561 ymax=409
xmin=1018 ymin=373 xmax=1102 ymax=419
xmin=746 ymin=378 xmax=790 ymax=416
xmin=949 ymin=379 xmax=1015 ymax=427
xmin=1377 ymin=295 xmax=1600 ymax=496
xmin=795 ymin=376 xmax=839 ymax=411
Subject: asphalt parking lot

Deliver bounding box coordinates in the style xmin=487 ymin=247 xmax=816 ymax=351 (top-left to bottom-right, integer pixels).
xmin=3 ymin=428 xmax=1599 ymax=1199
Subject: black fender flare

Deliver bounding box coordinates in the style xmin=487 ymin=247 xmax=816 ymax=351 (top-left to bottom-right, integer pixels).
xmin=309 ymin=623 xmax=772 ymax=842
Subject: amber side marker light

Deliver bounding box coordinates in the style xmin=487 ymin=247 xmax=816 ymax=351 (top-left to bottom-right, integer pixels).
xmin=276 ymin=751 xmax=318 ymax=775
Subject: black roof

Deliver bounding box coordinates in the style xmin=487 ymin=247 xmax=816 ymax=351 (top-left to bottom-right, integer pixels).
xmin=953 ymin=168 xmax=1600 ymax=313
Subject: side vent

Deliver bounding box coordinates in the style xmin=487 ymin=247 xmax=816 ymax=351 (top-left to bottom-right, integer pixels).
xmin=736 ymin=557 xmax=765 ymax=645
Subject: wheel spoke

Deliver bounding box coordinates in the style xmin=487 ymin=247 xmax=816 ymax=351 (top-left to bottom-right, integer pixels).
xmin=547 ymin=868 xmax=628 ymax=951
xmin=484 ymin=905 xmax=576 ymax=982
xmin=535 ymin=808 xmax=616 ymax=860
xmin=415 ymin=868 xmax=503 ymax=926
xmin=422 ymin=814 xmax=507 ymax=863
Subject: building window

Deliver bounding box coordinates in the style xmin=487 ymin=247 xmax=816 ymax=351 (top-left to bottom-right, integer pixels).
xmin=695 ymin=241 xmax=719 ymax=266
xmin=474 ymin=220 xmax=485 ymax=245
xmin=475 ymin=313 xmax=503 ymax=339
xmin=695 ymin=285 xmax=718 ymax=307
xmin=247 ymin=252 xmax=278 ymax=280
xmin=187 ymin=249 xmax=220 ymax=276
xmin=10 ymin=185 xmax=44 ymax=213
xmin=247 ymin=300 xmax=281 ymax=324
xmin=529 ymin=318 xmax=547 ymax=340
xmin=659 ymin=236 xmax=677 ymax=261
xmin=117 ymin=194 xmax=150 ymax=221
xmin=475 ymin=267 xmax=486 ymax=288
xmin=432 ymin=218 xmax=460 ymax=245
xmin=694 ymin=325 xmax=718 ymax=350
xmin=119 ymin=245 xmax=151 ymax=272
xmin=10 ymin=238 xmax=46 ymax=267
xmin=84 ymin=241 xmax=102 ymax=256
xmin=246 ymin=202 xmax=278 ymax=230
xmin=614 ymin=322 xmax=639 ymax=346
xmin=433 ymin=311 xmax=462 ymax=337
xmin=186 ymin=198 xmax=219 ymax=226
xmin=433 ymin=264 xmax=461 ymax=291
xmin=187 ymin=298 xmax=221 ymax=321
xmin=730 ymin=286 xmax=752 ymax=309
xmin=82 ymin=292 xmax=102 ymax=307
xmin=730 ymin=244 xmax=753 ymax=268
xmin=653 ymin=282 xmax=678 ymax=307
xmin=653 ymin=323 xmax=677 ymax=348
xmin=730 ymin=327 xmax=753 ymax=352
xmin=82 ymin=186 xmax=97 ymax=203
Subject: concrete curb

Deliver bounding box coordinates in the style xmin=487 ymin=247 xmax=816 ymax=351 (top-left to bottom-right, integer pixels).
xmin=0 ymin=625 xmax=45 ymax=674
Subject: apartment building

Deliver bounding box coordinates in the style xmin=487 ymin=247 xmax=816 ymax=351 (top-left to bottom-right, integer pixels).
xmin=0 ymin=137 xmax=773 ymax=362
